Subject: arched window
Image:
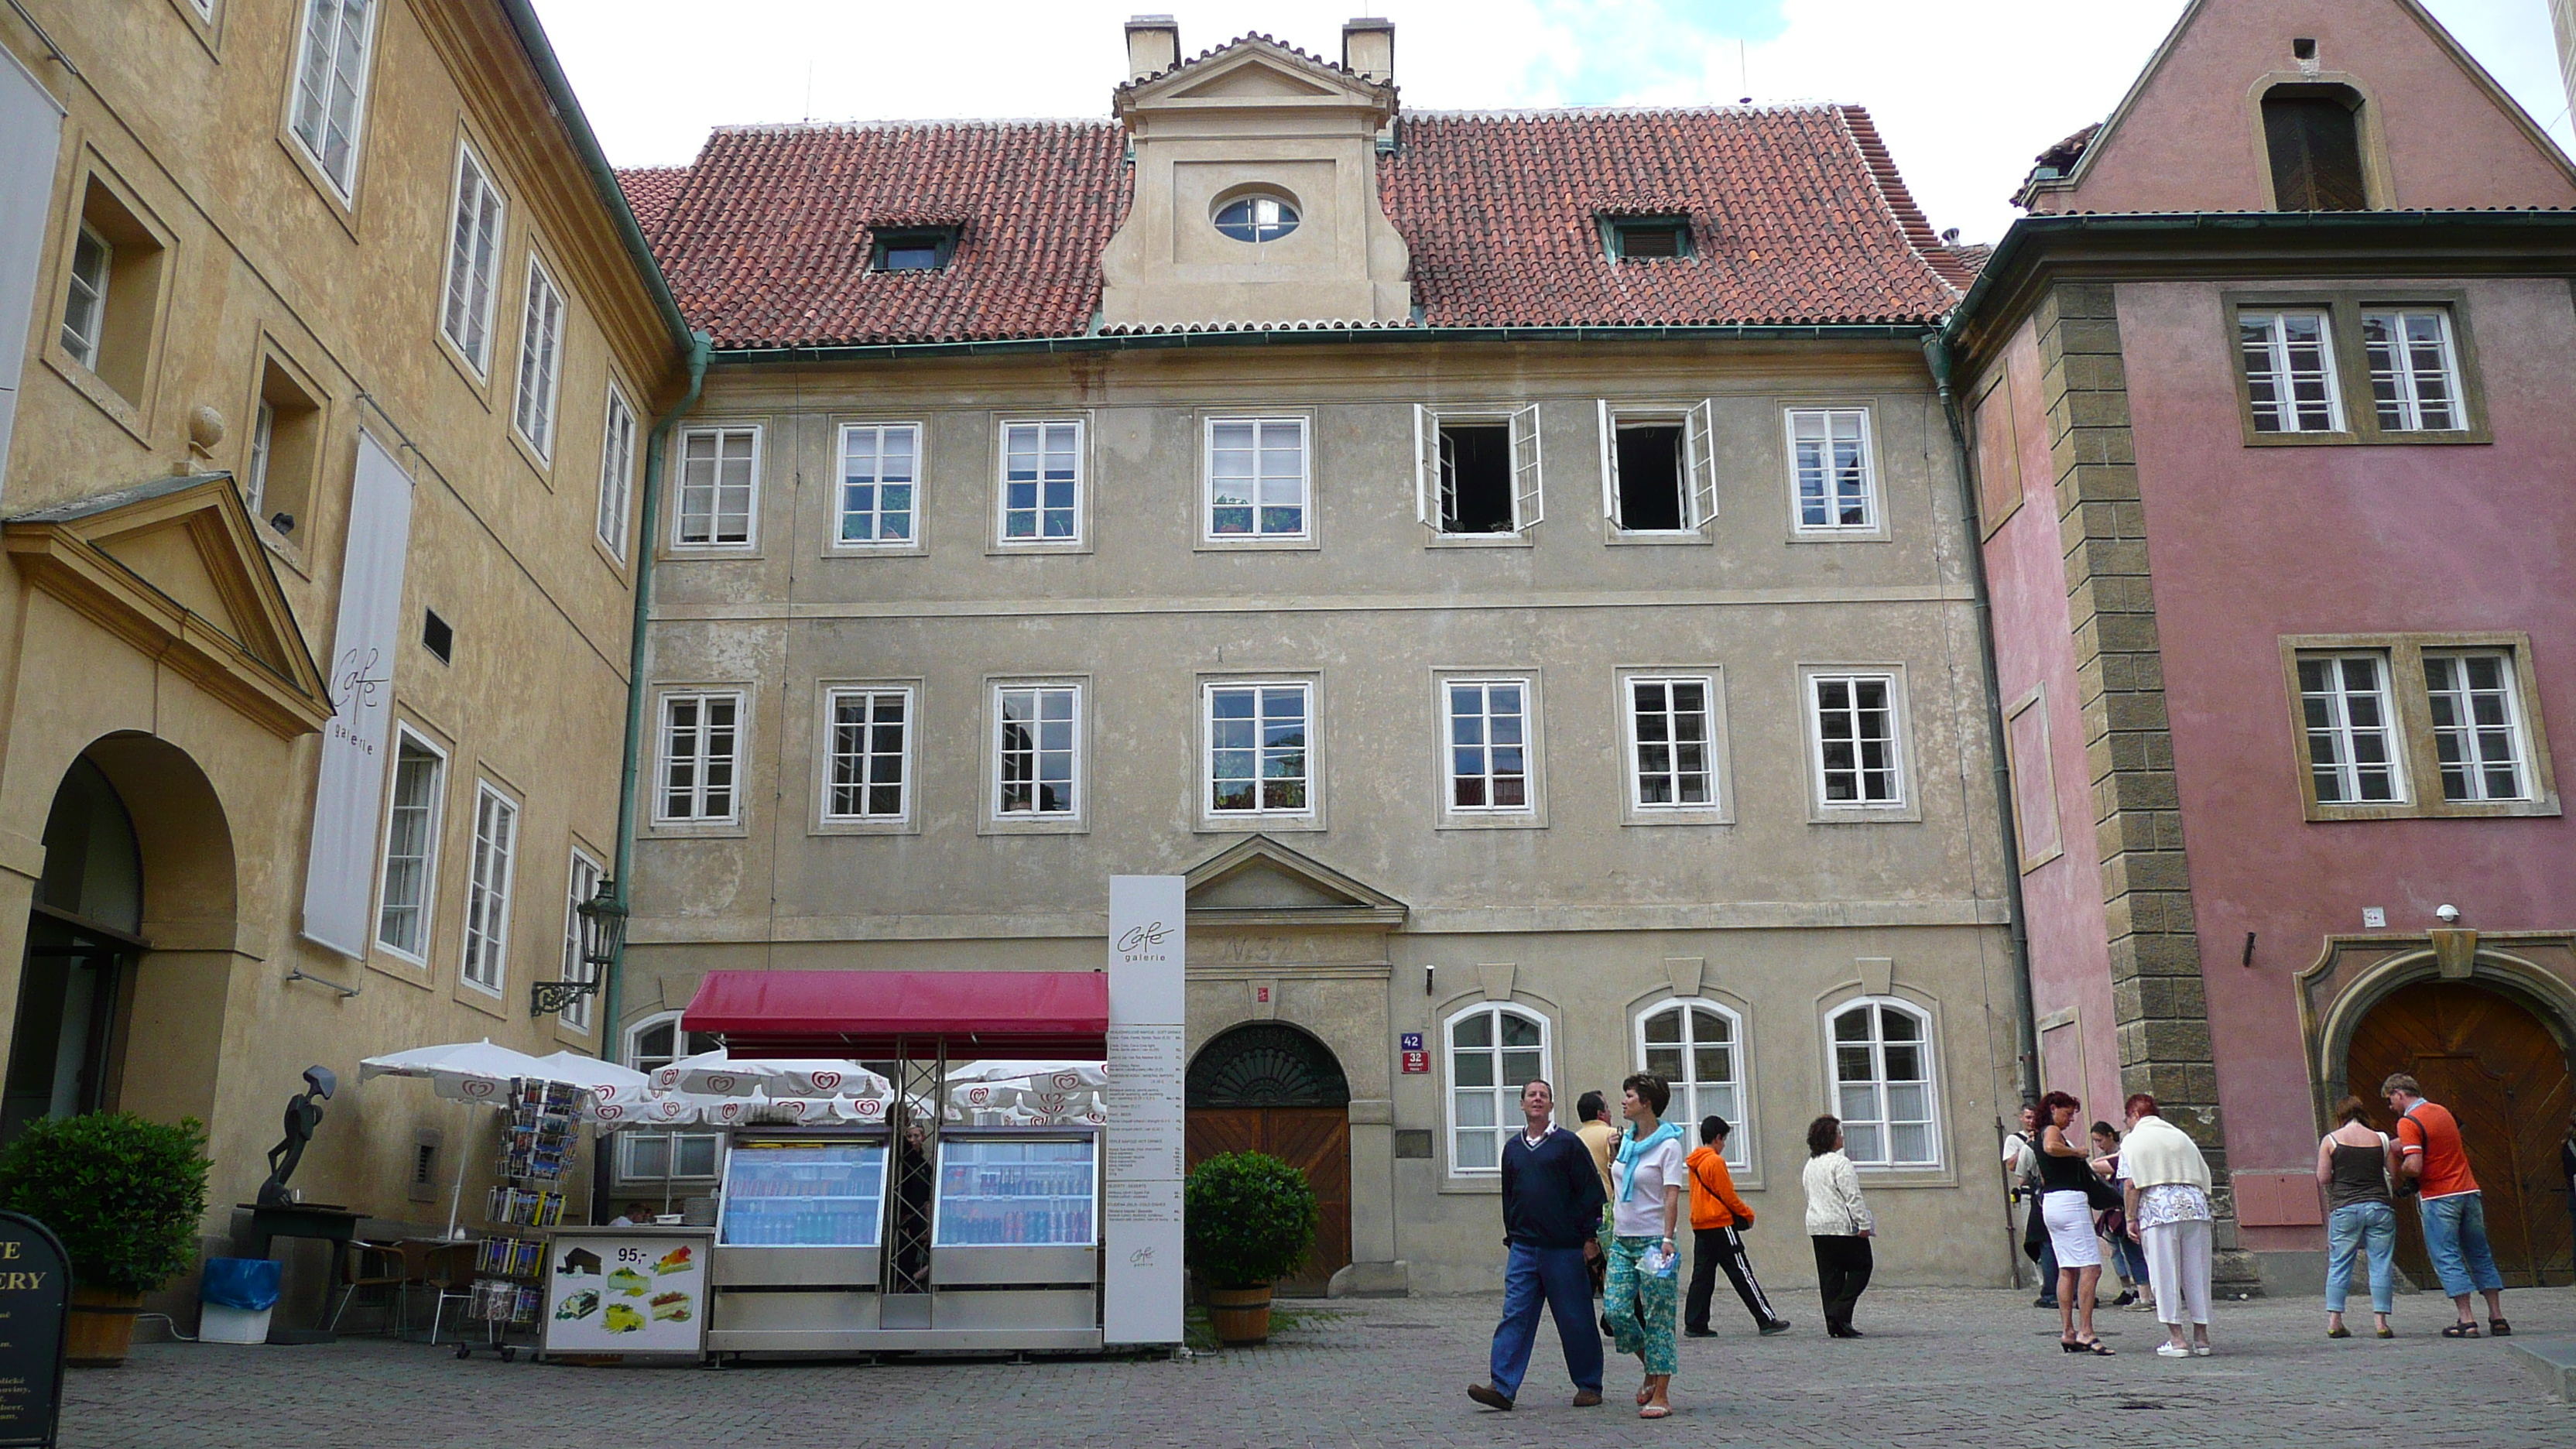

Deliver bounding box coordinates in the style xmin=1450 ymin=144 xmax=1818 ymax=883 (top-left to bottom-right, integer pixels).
xmin=1828 ymin=998 xmax=1940 ymax=1167
xmin=1214 ymin=193 xmax=1299 ymax=243
xmin=622 ymin=1011 xmax=721 ymax=1181
xmin=2263 ymin=87 xmax=2367 ymax=211
xmin=1446 ymin=1002 xmax=1548 ymax=1173
xmin=1636 ymin=1000 xmax=1746 ymax=1166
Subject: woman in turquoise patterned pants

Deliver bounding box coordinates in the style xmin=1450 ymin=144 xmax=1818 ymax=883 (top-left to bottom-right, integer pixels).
xmin=1605 ymin=1073 xmax=1686 ymax=1418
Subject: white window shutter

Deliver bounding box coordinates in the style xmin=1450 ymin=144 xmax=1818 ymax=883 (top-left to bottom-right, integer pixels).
xmin=1596 ymin=401 xmax=1619 ymax=529
xmin=1686 ymin=399 xmax=1719 ymax=528
xmin=1413 ymin=403 xmax=1438 ymax=529
xmin=1510 ymin=402 xmax=1544 ymax=530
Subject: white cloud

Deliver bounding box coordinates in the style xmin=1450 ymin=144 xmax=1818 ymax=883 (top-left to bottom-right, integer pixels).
xmin=536 ymin=0 xmax=2576 ymax=242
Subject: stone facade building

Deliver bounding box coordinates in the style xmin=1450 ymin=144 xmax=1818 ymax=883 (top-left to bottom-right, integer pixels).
xmin=0 ymin=0 xmax=684 ymax=1317
xmin=1951 ymin=0 xmax=2576 ymax=1292
xmin=618 ymin=22 xmax=2024 ymax=1293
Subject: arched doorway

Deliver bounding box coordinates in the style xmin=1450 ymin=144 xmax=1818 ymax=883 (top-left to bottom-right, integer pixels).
xmin=2345 ymin=980 xmax=2574 ymax=1286
xmin=1187 ymin=1023 xmax=1351 ymax=1295
xmin=4 ymin=757 xmax=145 ymax=1139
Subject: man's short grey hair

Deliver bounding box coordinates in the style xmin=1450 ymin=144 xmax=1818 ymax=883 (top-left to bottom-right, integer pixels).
xmin=2381 ymin=1072 xmax=2422 ymax=1098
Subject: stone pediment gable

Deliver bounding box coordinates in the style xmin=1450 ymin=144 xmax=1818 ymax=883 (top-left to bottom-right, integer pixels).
xmin=1185 ymin=835 xmax=1406 ymax=927
xmin=3 ymin=473 xmax=330 ymax=738
xmin=1115 ymin=36 xmax=1394 ymax=120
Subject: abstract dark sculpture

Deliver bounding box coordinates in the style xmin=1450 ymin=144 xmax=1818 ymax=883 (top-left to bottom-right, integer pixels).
xmin=255 ymin=1066 xmax=337 ymax=1208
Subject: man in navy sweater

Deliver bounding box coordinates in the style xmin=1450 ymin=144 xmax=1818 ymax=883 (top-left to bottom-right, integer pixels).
xmin=1470 ymin=1078 xmax=1607 ymax=1410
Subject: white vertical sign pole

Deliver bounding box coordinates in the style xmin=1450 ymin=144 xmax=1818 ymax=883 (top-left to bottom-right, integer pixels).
xmin=1104 ymin=875 xmax=1186 ymax=1345
xmin=300 ymin=430 xmax=415 ymax=957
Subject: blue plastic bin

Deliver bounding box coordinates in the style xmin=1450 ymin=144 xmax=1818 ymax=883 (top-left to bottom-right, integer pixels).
xmin=200 ymin=1256 xmax=281 ymax=1344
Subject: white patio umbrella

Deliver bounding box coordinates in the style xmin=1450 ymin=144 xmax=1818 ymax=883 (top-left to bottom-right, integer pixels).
xmin=530 ymin=1050 xmax=652 ymax=1112
xmin=358 ymin=1039 xmax=557 ymax=1236
xmin=951 ymin=1060 xmax=1108 ymax=1091
xmin=656 ymin=1049 xmax=891 ymax=1100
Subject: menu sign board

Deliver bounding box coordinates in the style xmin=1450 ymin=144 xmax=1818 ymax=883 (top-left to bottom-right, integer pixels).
xmin=1105 ymin=875 xmax=1186 ymax=1347
xmin=0 ymin=1213 xmax=67 ymax=1448
xmin=540 ymin=1229 xmax=711 ymax=1358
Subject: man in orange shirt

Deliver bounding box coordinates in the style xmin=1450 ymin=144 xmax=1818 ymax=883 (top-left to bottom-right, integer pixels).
xmin=2385 ymin=1073 xmax=2509 ymax=1337
xmin=1682 ymin=1115 xmax=1790 ymax=1337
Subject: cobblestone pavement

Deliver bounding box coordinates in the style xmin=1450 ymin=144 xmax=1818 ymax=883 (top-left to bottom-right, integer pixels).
xmin=65 ymin=1285 xmax=2576 ymax=1448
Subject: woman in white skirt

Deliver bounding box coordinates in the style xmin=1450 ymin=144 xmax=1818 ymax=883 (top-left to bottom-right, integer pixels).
xmin=2035 ymin=1091 xmax=2113 ymax=1354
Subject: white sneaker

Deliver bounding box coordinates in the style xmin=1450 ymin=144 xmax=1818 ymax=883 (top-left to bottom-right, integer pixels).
xmin=2155 ymin=1343 xmax=2191 ymax=1358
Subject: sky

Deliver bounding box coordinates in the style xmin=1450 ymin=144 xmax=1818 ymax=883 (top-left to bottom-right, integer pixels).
xmin=532 ymin=0 xmax=2576 ymax=245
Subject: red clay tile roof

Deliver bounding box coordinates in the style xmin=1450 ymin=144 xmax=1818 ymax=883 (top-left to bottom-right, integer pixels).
xmin=629 ymin=102 xmax=1964 ymax=350
xmin=616 ymin=165 xmax=691 ymax=243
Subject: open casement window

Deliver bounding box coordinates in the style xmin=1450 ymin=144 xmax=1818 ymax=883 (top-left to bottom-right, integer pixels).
xmin=1598 ymin=400 xmax=1717 ymax=533
xmin=1446 ymin=1002 xmax=1549 ymax=1174
xmin=623 ymin=1013 xmax=722 ymax=1181
xmin=1415 ymin=404 xmax=1543 ymax=536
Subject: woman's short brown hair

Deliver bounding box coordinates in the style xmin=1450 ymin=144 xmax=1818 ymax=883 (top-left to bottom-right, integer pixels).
xmin=2125 ymin=1093 xmax=2160 ymax=1118
xmin=1622 ymin=1072 xmax=1670 ymax=1116
xmin=2334 ymin=1094 xmax=2373 ymax=1126
xmin=1807 ymin=1115 xmax=1842 ymax=1156
xmin=2040 ymin=1090 xmax=2080 ymax=1117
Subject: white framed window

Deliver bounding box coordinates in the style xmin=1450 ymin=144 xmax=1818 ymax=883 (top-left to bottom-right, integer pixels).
xmin=286 ymin=0 xmax=377 ymax=197
xmin=595 ymin=386 xmax=637 ymax=560
xmin=438 ymin=143 xmax=506 ymax=374
xmin=658 ymin=692 xmax=744 ymax=824
xmin=1204 ymin=416 xmax=1310 ymax=541
xmin=2361 ymin=309 xmax=2464 ymax=433
xmin=992 ymin=683 xmax=1081 ymax=820
xmin=245 ymin=399 xmax=276 ymax=520
xmin=511 ymin=256 xmax=566 ymax=459
xmin=1786 ymin=408 xmax=1878 ymax=533
xmin=59 ymin=222 xmax=108 ymax=371
xmin=2239 ymin=310 xmax=2344 ymax=433
xmin=623 ymin=1012 xmax=722 ymax=1180
xmin=1598 ymin=401 xmax=1717 ymax=533
xmin=838 ymin=423 xmax=921 ymax=547
xmin=823 ymin=687 xmax=913 ymax=822
xmin=1625 ymin=674 xmax=1718 ymax=812
xmin=557 ymin=848 xmax=604 ymax=1033
xmin=1204 ymin=682 xmax=1312 ymax=819
xmin=998 ymin=420 xmax=1082 ymax=544
xmin=1444 ymin=677 xmax=1533 ymax=814
xmin=1808 ymin=672 xmax=1905 ymax=808
xmin=673 ymin=426 xmax=759 ymax=549
xmin=460 ymin=782 xmax=519 ymax=995
xmin=2422 ymin=652 xmax=2526 ymax=803
xmin=1637 ymin=1000 xmax=1746 ymax=1167
xmin=1445 ymin=1002 xmax=1550 ymax=1174
xmin=2297 ymin=653 xmax=2403 ymax=804
xmin=1829 ymin=998 xmax=1940 ymax=1169
xmin=373 ymin=728 xmax=447 ymax=961
xmin=1415 ymin=404 xmax=1543 ymax=537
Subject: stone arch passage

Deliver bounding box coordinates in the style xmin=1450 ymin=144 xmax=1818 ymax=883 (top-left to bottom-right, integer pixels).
xmin=2344 ymin=980 xmax=2573 ymax=1287
xmin=1187 ymin=1022 xmax=1351 ymax=1294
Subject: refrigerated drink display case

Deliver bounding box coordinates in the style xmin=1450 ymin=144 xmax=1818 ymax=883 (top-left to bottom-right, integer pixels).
xmin=927 ymin=1129 xmax=1099 ymax=1336
xmin=706 ymin=1130 xmax=889 ymax=1352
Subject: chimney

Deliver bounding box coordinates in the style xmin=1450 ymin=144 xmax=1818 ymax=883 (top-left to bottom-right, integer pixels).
xmin=1341 ymin=17 xmax=1394 ymax=84
xmin=1125 ymin=15 xmax=1180 ymax=81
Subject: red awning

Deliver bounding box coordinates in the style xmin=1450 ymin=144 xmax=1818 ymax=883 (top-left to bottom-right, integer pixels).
xmin=680 ymin=970 xmax=1110 ymax=1057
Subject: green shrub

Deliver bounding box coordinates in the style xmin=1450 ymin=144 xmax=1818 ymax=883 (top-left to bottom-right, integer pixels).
xmin=0 ymin=1113 xmax=211 ymax=1295
xmin=1184 ymin=1151 xmax=1317 ymax=1289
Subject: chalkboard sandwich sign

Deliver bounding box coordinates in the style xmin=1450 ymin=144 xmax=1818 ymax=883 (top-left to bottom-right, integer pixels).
xmin=0 ymin=1213 xmax=70 ymax=1449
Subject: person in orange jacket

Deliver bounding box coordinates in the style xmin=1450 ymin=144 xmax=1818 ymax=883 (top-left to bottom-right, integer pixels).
xmin=1684 ymin=1115 xmax=1790 ymax=1337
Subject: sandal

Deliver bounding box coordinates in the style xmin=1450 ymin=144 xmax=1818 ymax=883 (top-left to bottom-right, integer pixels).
xmin=2441 ymin=1322 xmax=2480 ymax=1339
xmin=2489 ymin=1319 xmax=2513 ymax=1337
xmin=1636 ymin=1385 xmax=1653 ymax=1406
xmin=1639 ymin=1404 xmax=1671 ymax=1420
xmin=2327 ymin=1325 xmax=2351 ymax=1339
xmin=2078 ymin=1335 xmax=2116 ymax=1356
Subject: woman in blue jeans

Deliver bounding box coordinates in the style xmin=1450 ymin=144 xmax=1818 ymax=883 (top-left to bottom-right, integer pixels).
xmin=2316 ymin=1095 xmax=2398 ymax=1338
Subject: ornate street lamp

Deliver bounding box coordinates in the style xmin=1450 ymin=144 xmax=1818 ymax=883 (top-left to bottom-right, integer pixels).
xmin=530 ymin=876 xmax=626 ymax=1017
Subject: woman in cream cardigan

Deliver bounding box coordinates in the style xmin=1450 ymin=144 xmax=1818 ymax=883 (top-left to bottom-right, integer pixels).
xmin=2119 ymin=1094 xmax=2216 ymax=1358
xmin=1801 ymin=1115 xmax=1875 ymax=1338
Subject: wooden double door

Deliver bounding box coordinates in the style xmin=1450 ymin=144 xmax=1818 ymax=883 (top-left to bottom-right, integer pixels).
xmin=1187 ymin=1106 xmax=1351 ymax=1295
xmin=2344 ymin=981 xmax=2574 ymax=1287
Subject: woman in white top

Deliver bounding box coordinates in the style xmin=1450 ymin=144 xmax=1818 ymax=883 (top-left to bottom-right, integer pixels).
xmin=1605 ymin=1073 xmax=1685 ymax=1420
xmin=1801 ymin=1115 xmax=1874 ymax=1338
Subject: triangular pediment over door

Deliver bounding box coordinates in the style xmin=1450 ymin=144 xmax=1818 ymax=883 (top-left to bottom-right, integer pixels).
xmin=2 ymin=472 xmax=331 ymax=738
xmin=1184 ymin=835 xmax=1406 ymax=927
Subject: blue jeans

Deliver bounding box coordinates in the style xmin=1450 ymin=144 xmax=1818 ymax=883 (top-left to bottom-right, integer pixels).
xmin=2324 ymin=1201 xmax=2396 ymax=1314
xmin=2417 ymin=1192 xmax=2505 ymax=1298
xmin=2109 ymin=1231 xmax=2151 ymax=1287
xmin=1489 ymin=1242 xmax=1603 ymax=1399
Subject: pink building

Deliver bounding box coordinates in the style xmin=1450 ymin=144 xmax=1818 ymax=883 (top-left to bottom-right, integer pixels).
xmin=1948 ymin=0 xmax=2576 ymax=1292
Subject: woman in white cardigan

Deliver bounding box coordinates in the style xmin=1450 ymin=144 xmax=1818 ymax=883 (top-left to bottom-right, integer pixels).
xmin=2119 ymin=1093 xmax=2216 ymax=1358
xmin=1801 ymin=1115 xmax=1875 ymax=1338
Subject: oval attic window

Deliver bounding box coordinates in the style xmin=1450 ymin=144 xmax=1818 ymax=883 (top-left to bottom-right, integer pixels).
xmin=1214 ymin=194 xmax=1299 ymax=243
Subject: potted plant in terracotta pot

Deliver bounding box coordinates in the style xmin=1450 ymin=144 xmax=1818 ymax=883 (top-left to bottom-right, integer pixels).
xmin=1184 ymin=1151 xmax=1317 ymax=1346
xmin=0 ymin=1112 xmax=210 ymax=1366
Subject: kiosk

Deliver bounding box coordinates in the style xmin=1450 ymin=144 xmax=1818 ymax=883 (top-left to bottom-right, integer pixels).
xmin=681 ymin=970 xmax=1115 ymax=1355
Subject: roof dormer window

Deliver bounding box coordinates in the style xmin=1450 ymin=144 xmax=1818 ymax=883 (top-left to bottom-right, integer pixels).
xmin=871 ymin=226 xmax=958 ymax=272
xmin=1214 ymin=193 xmax=1300 ymax=243
xmin=1605 ymin=216 xmax=1692 ymax=262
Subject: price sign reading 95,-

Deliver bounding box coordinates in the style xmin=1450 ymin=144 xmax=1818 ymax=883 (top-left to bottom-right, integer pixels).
xmin=541 ymin=1231 xmax=711 ymax=1358
xmin=0 ymin=1212 xmax=68 ymax=1449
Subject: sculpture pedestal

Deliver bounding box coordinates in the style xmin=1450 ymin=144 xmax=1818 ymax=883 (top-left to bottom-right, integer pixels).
xmin=237 ymin=1204 xmax=358 ymax=1343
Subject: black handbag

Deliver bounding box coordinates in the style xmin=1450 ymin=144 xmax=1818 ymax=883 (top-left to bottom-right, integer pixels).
xmin=2083 ymin=1171 xmax=2126 ymax=1213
